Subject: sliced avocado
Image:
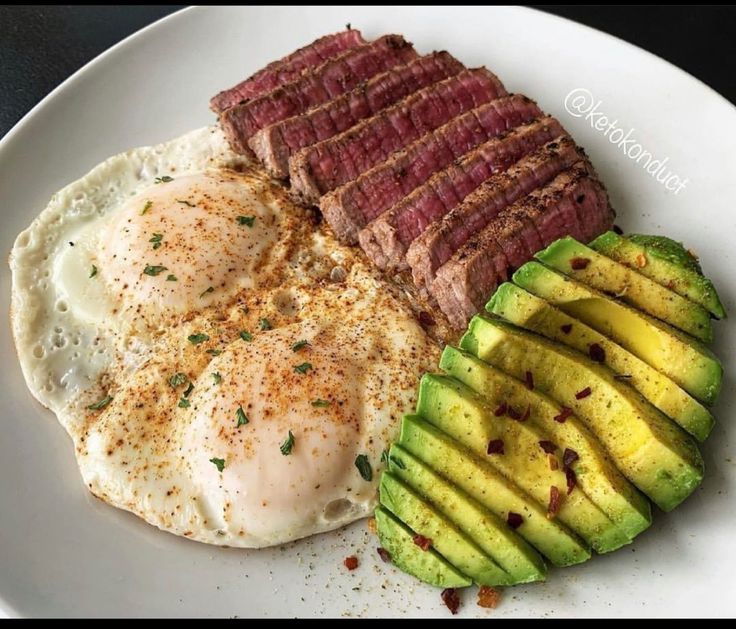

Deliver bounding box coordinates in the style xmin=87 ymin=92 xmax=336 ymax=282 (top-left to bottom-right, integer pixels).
xmin=460 ymin=316 xmax=704 ymax=511
xmin=486 ymin=282 xmax=714 ymax=441
xmin=535 ymin=236 xmax=713 ymax=342
xmin=590 ymin=231 xmax=726 ymax=319
xmin=375 ymin=506 xmax=472 ymax=588
xmin=388 ymin=443 xmax=546 ymax=584
xmin=416 ymin=374 xmax=631 ymax=553
xmin=513 ymin=262 xmax=722 ymax=405
xmin=379 ymin=473 xmax=511 ymax=585
xmin=400 ymin=414 xmax=590 ymax=567
xmin=440 ymin=345 xmax=652 ymax=538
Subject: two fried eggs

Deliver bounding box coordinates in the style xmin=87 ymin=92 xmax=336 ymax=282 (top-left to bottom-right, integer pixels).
xmin=10 ymin=127 xmax=439 ymax=547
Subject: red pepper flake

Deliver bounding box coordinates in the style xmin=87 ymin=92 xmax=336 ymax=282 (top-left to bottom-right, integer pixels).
xmin=538 ymin=440 xmax=557 ymax=454
xmin=477 ymin=585 xmax=501 ymax=609
xmin=589 ymin=343 xmax=606 ymax=363
xmin=553 ymin=406 xmax=573 ymax=423
xmin=412 ymin=534 xmax=432 ymax=551
xmin=560 ymin=323 xmax=573 ymax=334
xmin=377 ymin=547 xmax=391 ymax=563
xmin=570 ymin=257 xmax=591 ymax=270
xmin=418 ymin=311 xmax=436 ymax=328
xmin=565 ymin=467 xmax=577 ymax=495
xmin=506 ymin=406 xmax=521 ymax=420
xmin=487 ymin=439 xmax=505 ymax=455
xmin=441 ymin=588 xmax=461 ymax=615
xmin=547 ymin=486 xmax=561 ymax=519
xmin=494 ymin=402 xmax=507 ymax=417
xmin=575 ymin=386 xmax=592 ymax=400
xmin=525 ymin=370 xmax=534 ymax=390
xmin=563 ymin=448 xmax=580 ymax=470
xmin=506 ymin=512 xmax=524 ymax=529
xmin=343 ymin=555 xmax=359 ymax=570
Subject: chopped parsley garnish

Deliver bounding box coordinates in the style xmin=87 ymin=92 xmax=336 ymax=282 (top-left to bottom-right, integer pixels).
xmin=237 ymin=215 xmax=256 ymax=227
xmin=200 ymin=286 xmax=215 ymax=298
xmin=89 ymin=264 xmax=97 ymax=278
xmin=291 ymin=340 xmax=309 ymax=352
xmin=236 ymin=406 xmax=249 ymax=427
xmin=188 ymin=332 xmax=210 ymax=345
xmin=87 ymin=395 xmax=112 ymax=411
xmin=206 ymin=349 xmax=222 ymax=356
xmin=389 ymin=455 xmax=406 ymax=470
xmin=149 ymin=233 xmax=163 ymax=250
xmin=166 ymin=274 xmax=178 ymax=282
xmin=178 ymin=397 xmax=190 ymax=409
xmin=168 ymin=372 xmax=188 ymax=388
xmin=209 ymin=457 xmax=225 ymax=473
xmin=311 ymin=399 xmax=331 ymax=407
xmin=183 ymin=382 xmax=194 ymax=398
xmin=141 ymin=200 xmax=152 ymax=215
xmin=176 ymin=199 xmax=195 ymax=207
xmin=293 ymin=362 xmax=313 ymax=375
xmin=239 ymin=330 xmax=253 ymax=342
xmin=212 ymin=372 xmax=222 ymax=385
xmin=258 ymin=318 xmax=272 ymax=331
xmin=154 ymin=175 xmax=174 ymax=184
xmin=143 ymin=264 xmax=167 ymax=277
xmin=355 ymin=455 xmax=373 ymax=482
xmin=380 ymin=449 xmax=389 ymax=465
xmin=280 ymin=431 xmax=295 ymax=456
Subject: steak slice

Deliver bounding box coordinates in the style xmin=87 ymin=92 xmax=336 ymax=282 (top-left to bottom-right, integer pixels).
xmin=221 ymin=35 xmax=417 ymax=152
xmin=359 ymin=116 xmax=566 ymax=270
xmin=432 ymin=162 xmax=614 ymax=328
xmin=406 ymin=136 xmax=583 ymax=291
xmin=210 ymin=29 xmax=366 ymax=114
xmin=322 ymin=94 xmax=542 ymax=244
xmin=288 ymin=68 xmax=507 ymax=205
xmin=249 ymin=52 xmax=465 ymax=179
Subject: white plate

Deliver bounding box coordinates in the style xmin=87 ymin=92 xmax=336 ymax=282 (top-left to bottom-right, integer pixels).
xmin=1 ymin=5 xmax=734 ymax=618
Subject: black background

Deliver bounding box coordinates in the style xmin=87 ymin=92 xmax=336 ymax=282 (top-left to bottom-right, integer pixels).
xmin=0 ymin=5 xmax=734 ymax=138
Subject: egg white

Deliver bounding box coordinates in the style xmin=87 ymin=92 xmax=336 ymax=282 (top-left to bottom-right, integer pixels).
xmin=10 ymin=126 xmax=439 ymax=547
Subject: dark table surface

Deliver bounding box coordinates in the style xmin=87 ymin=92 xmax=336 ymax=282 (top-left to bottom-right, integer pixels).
xmin=1 ymin=5 xmax=734 ymax=139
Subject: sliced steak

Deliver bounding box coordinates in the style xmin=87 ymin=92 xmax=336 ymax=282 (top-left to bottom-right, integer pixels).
xmin=249 ymin=52 xmax=464 ymax=179
xmin=359 ymin=116 xmax=566 ymax=270
xmin=406 ymin=136 xmax=583 ymax=291
xmin=432 ymin=162 xmax=614 ymax=328
xmin=322 ymin=94 xmax=542 ymax=243
xmin=221 ymin=35 xmax=417 ymax=152
xmin=289 ymin=68 xmax=507 ymax=205
xmin=210 ymin=29 xmax=366 ymax=114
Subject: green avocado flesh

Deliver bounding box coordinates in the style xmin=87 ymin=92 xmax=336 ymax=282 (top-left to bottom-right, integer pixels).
xmin=387 ymin=443 xmax=547 ymax=584
xmin=486 ymin=282 xmax=714 ymax=441
xmin=375 ymin=507 xmax=472 ymax=588
xmin=416 ymin=374 xmax=631 ymax=552
xmin=535 ymin=236 xmax=713 ymax=342
xmin=513 ymin=262 xmax=722 ymax=405
xmin=399 ymin=414 xmax=590 ymax=567
xmin=440 ymin=346 xmax=652 ymax=538
xmin=379 ymin=472 xmax=510 ymax=585
xmin=590 ymin=232 xmax=726 ymax=319
xmin=460 ymin=316 xmax=704 ymax=512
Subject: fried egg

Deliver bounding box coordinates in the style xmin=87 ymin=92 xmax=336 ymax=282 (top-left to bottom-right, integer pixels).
xmin=10 ymin=127 xmax=439 ymax=547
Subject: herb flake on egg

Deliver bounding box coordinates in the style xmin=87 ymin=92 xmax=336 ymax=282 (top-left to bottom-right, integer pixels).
xmin=143 ymin=264 xmax=167 ymax=277
xmin=209 ymin=457 xmax=225 ymax=473
xmin=280 ymin=431 xmax=295 ymax=456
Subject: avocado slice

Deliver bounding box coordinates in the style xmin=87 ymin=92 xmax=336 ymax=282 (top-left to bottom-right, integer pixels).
xmin=535 ymin=236 xmax=713 ymax=342
xmin=486 ymin=282 xmax=714 ymax=441
xmin=460 ymin=316 xmax=704 ymax=511
xmin=387 ymin=443 xmax=546 ymax=584
xmin=513 ymin=261 xmax=722 ymax=405
xmin=440 ymin=345 xmax=652 ymax=538
xmin=590 ymin=231 xmax=726 ymax=320
xmin=375 ymin=506 xmax=472 ymax=588
xmin=379 ymin=473 xmax=511 ymax=585
xmin=400 ymin=414 xmax=590 ymax=567
xmin=417 ymin=374 xmax=631 ymax=553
